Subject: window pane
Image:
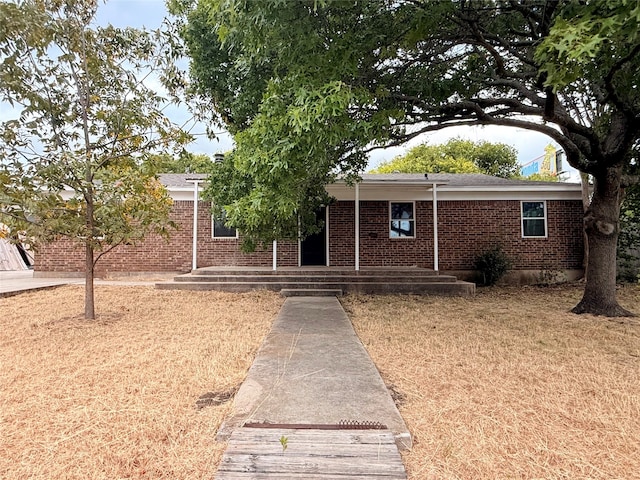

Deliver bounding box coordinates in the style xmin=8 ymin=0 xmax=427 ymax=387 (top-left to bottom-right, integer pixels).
xmin=213 ymin=219 xmax=237 ymax=238
xmin=524 ymin=218 xmax=545 ymax=237
xmin=391 ymin=202 xmax=413 ymax=220
xmin=390 ymin=220 xmax=414 ymax=237
xmin=522 ymin=201 xmax=545 ymax=218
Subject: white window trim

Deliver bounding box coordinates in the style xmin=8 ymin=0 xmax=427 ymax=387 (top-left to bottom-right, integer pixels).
xmin=211 ymin=214 xmax=239 ymax=239
xmin=389 ymin=200 xmax=416 ymax=239
xmin=521 ymin=200 xmax=548 ymax=238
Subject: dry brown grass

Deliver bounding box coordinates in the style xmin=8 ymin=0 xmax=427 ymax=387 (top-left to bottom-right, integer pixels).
xmin=0 ymin=285 xmax=283 ymax=480
xmin=343 ymin=284 xmax=640 ymax=480
xmin=3 ymin=283 xmax=639 ymax=479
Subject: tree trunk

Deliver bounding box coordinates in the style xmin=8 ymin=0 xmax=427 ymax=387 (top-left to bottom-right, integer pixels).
xmin=84 ymin=189 xmax=96 ymax=320
xmin=580 ymin=172 xmax=590 ymax=281
xmin=572 ymin=165 xmax=635 ymax=317
xmin=85 ymin=242 xmax=95 ymax=320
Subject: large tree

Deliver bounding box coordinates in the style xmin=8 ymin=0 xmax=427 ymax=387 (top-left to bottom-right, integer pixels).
xmin=0 ymin=0 xmax=190 ymax=319
xmin=176 ymin=0 xmax=639 ymax=316
xmin=371 ymin=138 xmax=518 ymax=176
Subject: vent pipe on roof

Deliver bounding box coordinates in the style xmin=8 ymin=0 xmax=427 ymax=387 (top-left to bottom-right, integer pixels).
xmin=214 ymin=153 xmax=225 ymax=163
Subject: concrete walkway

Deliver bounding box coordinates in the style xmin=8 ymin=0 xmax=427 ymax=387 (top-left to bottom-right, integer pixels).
xmin=2 ymin=273 xmax=411 ymax=476
xmin=215 ymin=296 xmax=410 ymax=478
xmin=0 ymin=270 xmax=170 ymax=297
xmin=0 ymin=270 xmax=82 ymax=297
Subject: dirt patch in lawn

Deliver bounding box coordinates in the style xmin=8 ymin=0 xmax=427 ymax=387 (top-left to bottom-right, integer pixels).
xmin=0 ymin=286 xmax=283 ymax=480
xmin=343 ymin=284 xmax=640 ymax=480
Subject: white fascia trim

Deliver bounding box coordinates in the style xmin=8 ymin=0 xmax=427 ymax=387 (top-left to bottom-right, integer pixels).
xmin=326 ymin=183 xmax=582 ymax=202
xmin=168 ymin=187 xmax=203 ymax=201
xmin=59 ymin=185 xmax=202 ymax=202
xmin=436 ymin=187 xmax=581 ymax=201
xmin=170 ymin=183 xmax=583 ymax=202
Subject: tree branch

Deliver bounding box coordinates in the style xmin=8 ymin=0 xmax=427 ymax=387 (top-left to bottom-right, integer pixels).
xmin=603 ymin=42 xmax=640 ymax=115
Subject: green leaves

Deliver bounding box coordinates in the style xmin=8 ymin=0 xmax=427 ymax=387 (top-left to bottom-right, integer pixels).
xmin=0 ymin=0 xmax=190 ymax=317
xmin=180 ymin=0 xmax=639 ymax=248
xmin=371 ymin=138 xmax=519 ymax=179
xmin=536 ymin=0 xmax=640 ymax=92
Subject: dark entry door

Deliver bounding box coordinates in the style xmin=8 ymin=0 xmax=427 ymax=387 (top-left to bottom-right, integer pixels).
xmin=301 ymin=207 xmax=327 ymax=266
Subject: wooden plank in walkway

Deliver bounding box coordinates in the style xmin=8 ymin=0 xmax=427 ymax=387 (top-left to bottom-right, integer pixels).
xmin=215 ymin=427 xmax=407 ymax=479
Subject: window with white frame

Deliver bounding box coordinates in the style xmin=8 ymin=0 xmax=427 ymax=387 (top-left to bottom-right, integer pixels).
xmin=521 ymin=201 xmax=547 ymax=238
xmin=390 ymin=201 xmax=415 ymax=238
xmin=212 ymin=210 xmax=237 ymax=239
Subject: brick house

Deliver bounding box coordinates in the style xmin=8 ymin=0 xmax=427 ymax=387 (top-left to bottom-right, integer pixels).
xmin=34 ymin=173 xmax=584 ymax=283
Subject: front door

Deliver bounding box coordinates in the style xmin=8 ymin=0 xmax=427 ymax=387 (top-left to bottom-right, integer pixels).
xmin=301 ymin=207 xmax=327 ymax=266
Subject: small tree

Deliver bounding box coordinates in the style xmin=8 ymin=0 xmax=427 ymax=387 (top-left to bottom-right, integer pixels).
xmin=0 ymin=0 xmax=190 ymax=319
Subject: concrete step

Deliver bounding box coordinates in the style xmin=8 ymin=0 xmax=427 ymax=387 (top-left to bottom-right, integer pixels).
xmin=280 ymin=288 xmax=343 ymax=297
xmin=191 ymin=268 xmax=441 ymax=277
xmin=156 ymin=280 xmax=475 ymax=296
xmin=173 ymin=274 xmax=459 ymax=284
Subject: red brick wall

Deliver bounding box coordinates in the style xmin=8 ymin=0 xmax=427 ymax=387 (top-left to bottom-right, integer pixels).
xmin=437 ymin=200 xmax=583 ymax=270
xmin=196 ymin=201 xmax=297 ymax=267
xmin=34 ymin=201 xmax=297 ymax=275
xmin=35 ymin=198 xmax=584 ymax=274
xmin=327 ymin=199 xmax=583 ymax=270
xmin=330 ymin=200 xmax=436 ymax=268
xmin=328 ymin=201 xmax=355 ymax=266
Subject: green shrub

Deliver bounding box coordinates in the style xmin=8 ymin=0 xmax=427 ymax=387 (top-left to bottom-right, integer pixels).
xmin=474 ymin=245 xmax=512 ymax=286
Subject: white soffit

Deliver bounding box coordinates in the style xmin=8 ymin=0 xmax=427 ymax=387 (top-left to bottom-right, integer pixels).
xmin=325 ymin=183 xmax=582 ymax=202
xmin=164 ymin=177 xmax=583 ymax=202
xmin=170 ymin=188 xmax=201 ymax=201
xmin=436 ymin=186 xmax=582 ymax=201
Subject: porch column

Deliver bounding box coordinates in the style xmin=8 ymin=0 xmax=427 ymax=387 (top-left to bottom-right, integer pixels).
xmin=325 ymin=206 xmax=330 ymax=267
xmin=190 ymin=180 xmax=200 ymax=271
xmin=355 ymin=182 xmax=360 ymax=271
xmin=432 ymin=183 xmax=439 ymax=272
xmin=272 ymin=240 xmax=277 ymax=271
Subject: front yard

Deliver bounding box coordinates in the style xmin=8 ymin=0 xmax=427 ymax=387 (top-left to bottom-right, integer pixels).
xmin=1 ymin=283 xmax=638 ymax=479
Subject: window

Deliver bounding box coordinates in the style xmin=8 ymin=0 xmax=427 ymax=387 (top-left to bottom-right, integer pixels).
xmin=390 ymin=201 xmax=415 ymax=238
xmin=521 ymin=201 xmax=547 ymax=238
xmin=212 ymin=211 xmax=237 ymax=239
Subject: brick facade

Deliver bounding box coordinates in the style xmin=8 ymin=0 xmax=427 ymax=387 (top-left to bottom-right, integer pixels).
xmin=34 ymin=201 xmax=298 ymax=276
xmin=34 ymin=198 xmax=584 ymax=276
xmin=437 ymin=200 xmax=583 ymax=270
xmin=326 ymin=199 xmax=583 ymax=270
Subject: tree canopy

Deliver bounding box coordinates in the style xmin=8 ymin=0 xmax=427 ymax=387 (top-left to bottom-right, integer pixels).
xmin=175 ymin=0 xmax=640 ymax=316
xmin=370 ymin=138 xmax=518 ymax=177
xmin=144 ymin=152 xmax=216 ymax=174
xmin=0 ymin=0 xmax=191 ymax=319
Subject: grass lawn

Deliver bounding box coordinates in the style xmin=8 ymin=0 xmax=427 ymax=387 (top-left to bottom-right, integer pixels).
xmin=1 ymin=283 xmax=638 ymax=479
xmin=0 ymin=286 xmax=283 ymax=479
xmin=344 ymin=284 xmax=640 ymax=479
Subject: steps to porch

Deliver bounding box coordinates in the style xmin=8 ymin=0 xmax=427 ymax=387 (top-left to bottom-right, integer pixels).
xmin=155 ymin=267 xmax=475 ymax=296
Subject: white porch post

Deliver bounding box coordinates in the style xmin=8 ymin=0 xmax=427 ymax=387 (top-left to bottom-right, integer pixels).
xmin=325 ymin=206 xmax=330 ymax=267
xmin=190 ymin=180 xmax=200 ymax=271
xmin=432 ymin=183 xmax=439 ymax=272
xmin=272 ymin=240 xmax=277 ymax=271
xmin=355 ymin=182 xmax=360 ymax=271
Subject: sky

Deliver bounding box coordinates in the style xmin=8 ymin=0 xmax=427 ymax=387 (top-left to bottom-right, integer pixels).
xmin=5 ymin=0 xmax=566 ymax=174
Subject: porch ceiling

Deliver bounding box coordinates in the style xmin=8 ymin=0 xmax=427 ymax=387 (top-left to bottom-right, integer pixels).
xmin=326 ymin=180 xmax=444 ymax=201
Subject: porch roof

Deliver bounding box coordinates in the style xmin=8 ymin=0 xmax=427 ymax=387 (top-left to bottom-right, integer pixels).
xmin=160 ymin=172 xmax=582 ymax=202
